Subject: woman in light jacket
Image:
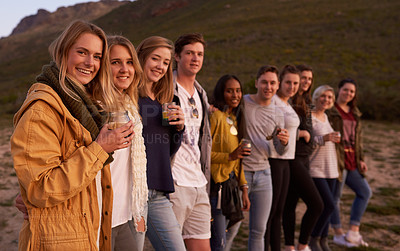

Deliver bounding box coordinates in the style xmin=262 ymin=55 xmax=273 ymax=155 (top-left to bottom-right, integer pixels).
xmin=11 ymin=20 xmax=133 ymax=250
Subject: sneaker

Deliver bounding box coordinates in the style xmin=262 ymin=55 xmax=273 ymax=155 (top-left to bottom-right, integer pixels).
xmin=333 ymin=234 xmax=357 ymax=248
xmin=345 ymin=231 xmax=369 ymax=247
xmin=297 ymin=245 xmax=311 ymax=251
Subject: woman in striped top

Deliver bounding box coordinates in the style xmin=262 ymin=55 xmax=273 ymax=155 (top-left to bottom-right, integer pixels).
xmin=309 ymin=85 xmax=340 ymax=251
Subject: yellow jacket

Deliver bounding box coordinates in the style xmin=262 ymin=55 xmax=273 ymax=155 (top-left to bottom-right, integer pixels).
xmin=210 ymin=110 xmax=246 ymax=186
xmin=11 ymin=83 xmax=112 ymax=251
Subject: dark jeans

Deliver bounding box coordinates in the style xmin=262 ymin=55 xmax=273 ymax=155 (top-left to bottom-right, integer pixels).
xmin=265 ymin=158 xmax=290 ymax=251
xmin=311 ymin=178 xmax=337 ymax=238
xmin=283 ymin=156 xmax=324 ymax=246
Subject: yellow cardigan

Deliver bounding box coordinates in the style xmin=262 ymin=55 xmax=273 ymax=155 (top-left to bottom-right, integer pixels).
xmin=210 ymin=110 xmax=247 ymax=186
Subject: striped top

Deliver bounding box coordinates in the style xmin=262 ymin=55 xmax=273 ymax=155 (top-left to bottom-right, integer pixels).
xmin=309 ymin=113 xmax=339 ymax=179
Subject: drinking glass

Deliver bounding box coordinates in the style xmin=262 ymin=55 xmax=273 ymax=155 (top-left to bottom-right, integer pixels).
xmin=241 ymin=139 xmax=252 ymax=156
xmin=108 ymin=110 xmax=130 ymax=130
xmin=162 ymin=102 xmax=176 ymax=126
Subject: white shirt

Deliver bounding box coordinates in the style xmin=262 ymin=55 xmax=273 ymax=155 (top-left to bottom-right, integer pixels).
xmin=110 ymin=146 xmax=133 ymax=227
xmin=269 ymin=95 xmax=300 ymax=159
xmin=172 ymin=83 xmax=207 ymax=187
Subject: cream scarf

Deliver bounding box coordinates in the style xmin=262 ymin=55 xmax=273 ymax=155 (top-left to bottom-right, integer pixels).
xmin=125 ymin=95 xmax=148 ymax=227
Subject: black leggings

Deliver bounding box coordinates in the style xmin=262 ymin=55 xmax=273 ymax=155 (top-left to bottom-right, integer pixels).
xmin=282 ymin=155 xmax=324 ymax=246
xmin=265 ymin=158 xmax=290 ymax=251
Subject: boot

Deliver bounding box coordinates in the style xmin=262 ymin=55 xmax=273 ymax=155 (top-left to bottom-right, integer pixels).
xmin=320 ymin=237 xmax=332 ymax=251
xmin=309 ymin=236 xmax=323 ymax=251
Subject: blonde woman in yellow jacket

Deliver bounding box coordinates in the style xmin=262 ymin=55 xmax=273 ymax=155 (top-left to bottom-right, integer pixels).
xmin=11 ymin=20 xmax=133 ymax=251
xmin=209 ymin=75 xmax=250 ymax=251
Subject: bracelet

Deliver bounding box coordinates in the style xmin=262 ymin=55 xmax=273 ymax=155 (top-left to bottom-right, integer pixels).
xmin=240 ymin=184 xmax=249 ymax=189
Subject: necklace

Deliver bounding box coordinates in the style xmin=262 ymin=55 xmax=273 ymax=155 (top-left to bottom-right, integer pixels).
xmin=226 ymin=115 xmax=238 ymax=136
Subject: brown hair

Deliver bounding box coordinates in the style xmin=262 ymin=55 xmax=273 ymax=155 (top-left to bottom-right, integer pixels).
xmin=277 ymin=64 xmax=301 ymax=99
xmin=174 ymin=33 xmax=206 ymax=57
xmin=338 ymin=78 xmax=358 ymax=108
xmin=256 ymin=65 xmax=279 ymax=80
xmin=292 ymin=64 xmax=313 ymax=117
xmin=136 ymin=36 xmax=174 ymax=104
xmin=107 ymin=35 xmax=143 ymax=109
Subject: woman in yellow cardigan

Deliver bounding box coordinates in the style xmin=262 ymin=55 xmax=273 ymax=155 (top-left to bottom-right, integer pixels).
xmin=209 ymin=74 xmax=250 ymax=251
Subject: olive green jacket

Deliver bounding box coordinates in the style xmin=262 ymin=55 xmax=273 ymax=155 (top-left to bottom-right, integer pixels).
xmin=326 ymin=105 xmax=365 ymax=182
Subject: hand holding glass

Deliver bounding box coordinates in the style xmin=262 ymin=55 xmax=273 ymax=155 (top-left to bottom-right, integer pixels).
xmin=241 ymin=139 xmax=252 ymax=156
xmin=162 ymin=102 xmax=177 ymax=126
xmin=108 ymin=111 xmax=130 ymax=129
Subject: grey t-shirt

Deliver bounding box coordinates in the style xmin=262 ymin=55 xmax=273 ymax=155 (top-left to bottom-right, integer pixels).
xmin=242 ymin=94 xmax=287 ymax=172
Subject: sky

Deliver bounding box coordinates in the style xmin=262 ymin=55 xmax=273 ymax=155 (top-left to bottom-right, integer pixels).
xmin=0 ymin=0 xmax=97 ymax=38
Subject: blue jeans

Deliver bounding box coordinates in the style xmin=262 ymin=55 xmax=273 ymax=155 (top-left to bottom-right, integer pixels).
xmin=146 ymin=190 xmax=186 ymax=251
xmin=312 ymin=178 xmax=337 ymax=237
xmin=244 ymin=169 xmax=273 ymax=251
xmin=210 ymin=196 xmax=242 ymax=251
xmin=331 ymin=169 xmax=372 ymax=228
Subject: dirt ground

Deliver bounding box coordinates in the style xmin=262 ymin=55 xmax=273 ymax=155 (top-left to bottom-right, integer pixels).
xmin=1 ymin=120 xmax=399 ymax=250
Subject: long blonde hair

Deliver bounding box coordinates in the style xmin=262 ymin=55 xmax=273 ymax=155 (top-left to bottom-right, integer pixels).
xmin=107 ymin=35 xmax=143 ymax=109
xmin=136 ymin=36 xmax=174 ymax=104
xmin=49 ymin=20 xmax=119 ymax=111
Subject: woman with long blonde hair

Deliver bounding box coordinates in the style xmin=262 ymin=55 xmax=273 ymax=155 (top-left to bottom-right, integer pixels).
xmin=106 ymin=35 xmax=148 ymax=251
xmin=11 ymin=20 xmax=133 ymax=251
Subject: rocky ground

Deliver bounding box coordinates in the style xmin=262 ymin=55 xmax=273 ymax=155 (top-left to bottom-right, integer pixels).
xmin=1 ymin=120 xmax=399 ymax=250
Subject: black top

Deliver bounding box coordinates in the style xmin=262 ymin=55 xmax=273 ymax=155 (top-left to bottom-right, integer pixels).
xmin=139 ymin=96 xmax=183 ymax=193
xmin=295 ymin=105 xmax=314 ymax=156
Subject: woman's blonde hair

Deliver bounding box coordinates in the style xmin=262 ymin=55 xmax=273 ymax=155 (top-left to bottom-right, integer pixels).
xmin=312 ymin=85 xmax=335 ymax=109
xmin=136 ymin=36 xmax=174 ymax=104
xmin=49 ymin=20 xmax=119 ymax=111
xmin=107 ymin=35 xmax=143 ymax=109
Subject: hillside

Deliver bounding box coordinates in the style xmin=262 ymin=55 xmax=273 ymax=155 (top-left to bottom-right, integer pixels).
xmin=10 ymin=1 xmax=127 ymax=36
xmin=0 ymin=0 xmax=399 ymax=126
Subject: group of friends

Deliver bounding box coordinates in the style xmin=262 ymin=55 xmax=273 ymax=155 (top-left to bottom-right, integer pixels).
xmin=11 ymin=20 xmax=372 ymax=251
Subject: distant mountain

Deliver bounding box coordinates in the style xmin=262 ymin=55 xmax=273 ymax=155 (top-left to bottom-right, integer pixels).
xmin=11 ymin=0 xmax=127 ymax=36
xmin=0 ymin=0 xmax=399 ymax=124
